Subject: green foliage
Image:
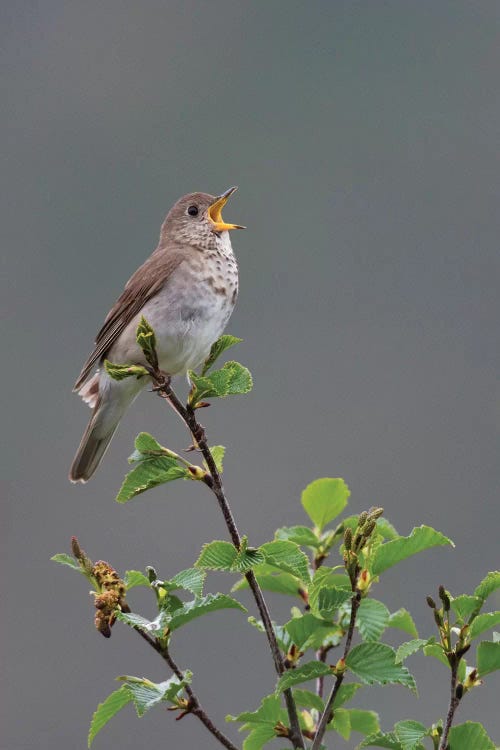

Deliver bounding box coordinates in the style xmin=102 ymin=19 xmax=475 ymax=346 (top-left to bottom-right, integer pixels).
xmin=104 ymin=360 xmax=149 ymax=381
xmin=345 ymin=643 xmax=417 ymax=692
xmin=301 ymin=478 xmax=350 ymax=531
xmin=55 ymin=326 xmax=499 ymax=749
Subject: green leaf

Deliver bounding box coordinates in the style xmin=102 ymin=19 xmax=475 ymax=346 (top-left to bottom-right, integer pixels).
xmin=359 ymin=731 xmax=403 ymax=748
xmin=451 ymin=595 xmax=483 ymax=623
xmin=275 ymin=661 xmax=333 ymax=693
xmin=395 ymin=639 xmax=430 ymax=664
xmin=115 ymin=611 xmax=157 ymax=632
xmin=260 ymin=540 xmax=311 ymax=582
xmin=356 ymin=599 xmax=390 ymax=642
xmin=374 ymin=518 xmax=399 ymax=540
xmin=388 ymin=609 xmax=418 ymax=638
xmin=104 ymin=360 xmax=149 ymax=381
xmin=275 ymin=525 xmax=321 ymax=548
xmin=347 ymin=709 xmax=380 ymax=736
xmin=469 ymin=612 xmax=500 ymax=639
xmin=51 ymin=553 xmax=83 ymax=572
xmin=232 ymin=566 xmax=303 ymax=597
xmin=335 ymin=683 xmax=363 ymax=708
xmin=204 ymin=445 xmax=225 ymax=474
xmin=118 ymin=673 xmax=189 ymax=717
xmin=292 ymin=689 xmax=325 ymax=712
xmin=394 ymin=720 xmax=427 ymax=750
xmin=285 ymin=613 xmax=342 ymax=651
xmin=189 ymin=360 xmax=253 ymax=405
xmin=88 ymin=686 xmax=133 ymax=747
xmin=448 ymin=721 xmax=496 ymax=750
xmin=135 ymin=316 xmax=158 ymax=368
xmin=477 ymin=640 xmax=500 ymax=676
xmin=312 ymin=587 xmax=353 ymax=619
xmin=474 ymin=571 xmax=500 ymax=602
xmin=301 ymin=478 xmax=350 ymax=532
xmin=331 ymin=707 xmax=351 ymax=739
xmin=116 ymin=457 xmax=188 ymax=503
xmin=228 ymin=694 xmax=285 ymax=725
xmin=201 ymin=334 xmax=243 ymax=375
xmin=346 ymin=643 xmax=417 ymax=692
xmin=196 ymin=540 xmax=237 ymax=570
xmin=123 ymin=570 xmax=151 ymax=590
xmin=423 ymin=643 xmax=449 ymax=668
xmin=242 ymin=725 xmax=277 ymax=750
xmin=168 ymin=593 xmax=246 ymax=631
xmin=169 ymin=568 xmax=206 ymax=598
xmin=371 ymin=526 xmax=453 ymax=575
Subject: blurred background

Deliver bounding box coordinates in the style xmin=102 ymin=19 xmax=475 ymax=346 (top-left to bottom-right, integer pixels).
xmin=2 ymin=1 xmax=499 ymax=748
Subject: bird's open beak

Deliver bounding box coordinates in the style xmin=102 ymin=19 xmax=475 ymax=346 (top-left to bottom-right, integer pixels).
xmin=208 ymin=187 xmax=246 ymax=231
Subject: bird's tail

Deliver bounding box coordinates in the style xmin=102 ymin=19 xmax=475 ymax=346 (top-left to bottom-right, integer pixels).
xmin=69 ymin=372 xmax=134 ymax=483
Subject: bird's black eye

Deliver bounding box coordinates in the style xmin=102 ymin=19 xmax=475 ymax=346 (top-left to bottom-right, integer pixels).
xmin=187 ymin=205 xmax=199 ymax=217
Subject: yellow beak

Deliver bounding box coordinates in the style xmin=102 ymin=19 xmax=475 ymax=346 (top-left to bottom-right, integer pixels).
xmin=208 ymin=187 xmax=246 ymax=232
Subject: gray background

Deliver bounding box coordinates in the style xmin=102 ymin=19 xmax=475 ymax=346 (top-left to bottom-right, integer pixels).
xmin=2 ymin=2 xmax=499 ymax=748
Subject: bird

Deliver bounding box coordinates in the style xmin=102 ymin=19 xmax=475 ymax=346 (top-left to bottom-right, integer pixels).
xmin=69 ymin=187 xmax=244 ymax=483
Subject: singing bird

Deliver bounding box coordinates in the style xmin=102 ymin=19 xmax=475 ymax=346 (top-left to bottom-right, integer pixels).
xmin=69 ymin=187 xmax=244 ymax=483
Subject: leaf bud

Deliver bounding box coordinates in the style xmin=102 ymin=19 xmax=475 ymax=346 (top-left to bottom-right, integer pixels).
xmin=333 ymin=657 xmax=346 ymax=675
xmin=426 ymin=596 xmax=437 ymax=609
xmin=343 ymin=527 xmax=353 ymax=551
xmin=438 ymin=585 xmax=451 ymax=611
xmin=455 ymin=683 xmax=464 ymax=699
xmin=357 ymin=569 xmax=372 ymax=594
xmin=357 ymin=511 xmax=368 ymax=528
xmin=368 ymin=507 xmax=384 ymax=520
xmin=363 ymin=519 xmax=376 ymax=538
xmin=433 ymin=609 xmax=443 ymax=628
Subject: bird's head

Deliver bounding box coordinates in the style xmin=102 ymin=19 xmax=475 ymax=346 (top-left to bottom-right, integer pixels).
xmin=161 ymin=187 xmax=245 ymax=248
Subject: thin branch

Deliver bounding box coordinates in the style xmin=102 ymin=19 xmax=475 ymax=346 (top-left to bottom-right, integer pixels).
xmin=439 ymin=660 xmax=460 ymax=750
xmin=311 ymin=590 xmax=361 ymax=750
xmin=123 ymin=606 xmax=239 ymax=750
xmin=152 ymin=374 xmax=305 ymax=750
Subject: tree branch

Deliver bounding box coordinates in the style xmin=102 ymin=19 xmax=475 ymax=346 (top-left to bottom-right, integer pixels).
xmin=311 ymin=590 xmax=361 ymax=750
xmin=121 ymin=604 xmax=239 ymax=750
xmin=152 ymin=374 xmax=305 ymax=750
xmin=439 ymin=660 xmax=460 ymax=750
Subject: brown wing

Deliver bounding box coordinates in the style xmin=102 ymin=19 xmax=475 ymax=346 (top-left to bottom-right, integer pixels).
xmin=73 ymin=247 xmax=185 ymax=391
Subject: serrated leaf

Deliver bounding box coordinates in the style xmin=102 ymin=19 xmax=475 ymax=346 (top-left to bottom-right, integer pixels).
xmin=371 ymin=526 xmax=453 ymax=575
xmin=356 ymin=599 xmax=390 ymax=642
xmin=116 ymin=611 xmax=156 ymax=632
xmin=359 ymin=731 xmax=403 ymax=748
xmin=388 ymin=609 xmax=419 ymax=637
xmin=285 ymin=613 xmax=341 ymax=651
xmin=88 ymin=686 xmax=133 ymax=747
xmin=395 ymin=639 xmax=430 ymax=664
xmin=189 ymin=360 xmax=253 ymax=404
xmin=275 ymin=525 xmax=321 ymax=548
xmin=228 ymin=694 xmax=285 ymax=725
xmin=347 ymin=709 xmax=380 ymax=736
xmin=169 ymin=568 xmax=206 ymax=597
xmin=477 ymin=640 xmax=500 ymax=676
xmin=448 ymin=721 xmax=496 ymax=750
xmin=301 ymin=478 xmax=350 ymax=532
xmin=423 ymin=642 xmax=449 ymax=668
xmin=201 ymin=334 xmax=243 ymax=375
xmin=451 ymin=595 xmax=483 ymax=623
xmin=346 ymin=643 xmax=417 ymax=692
xmin=196 ymin=541 xmax=237 ymax=570
xmin=335 ymin=683 xmax=363 ymax=708
xmin=51 ymin=553 xmax=83 ymax=572
xmin=168 ymin=593 xmax=246 ymax=631
xmin=469 ymin=612 xmax=500 ymax=639
xmin=394 ymin=720 xmax=427 ymax=750
xmin=135 ymin=316 xmax=157 ymax=368
xmin=260 ymin=540 xmax=311 ymax=582
xmin=104 ymin=360 xmax=148 ymax=381
xmin=232 ymin=566 xmax=303 ymax=597
xmin=242 ymin=725 xmax=277 ymax=750
xmin=331 ymin=707 xmax=351 ymax=739
xmin=116 ymin=457 xmax=188 ymax=503
xmin=312 ymin=587 xmax=353 ymax=619
xmin=123 ymin=570 xmax=151 ymax=590
xmin=275 ymin=661 xmax=333 ymax=693
xmin=374 ymin=518 xmax=399 ymax=540
xmin=292 ymin=689 xmax=325 ymax=712
xmin=247 ymin=617 xmax=291 ymax=652
xmin=118 ymin=674 xmax=188 ymax=717
xmin=474 ymin=571 xmax=500 ymax=602
xmin=204 ymin=445 xmax=225 ymax=474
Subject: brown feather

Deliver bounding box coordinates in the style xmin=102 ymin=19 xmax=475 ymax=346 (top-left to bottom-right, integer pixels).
xmin=73 ymin=244 xmax=185 ymax=391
